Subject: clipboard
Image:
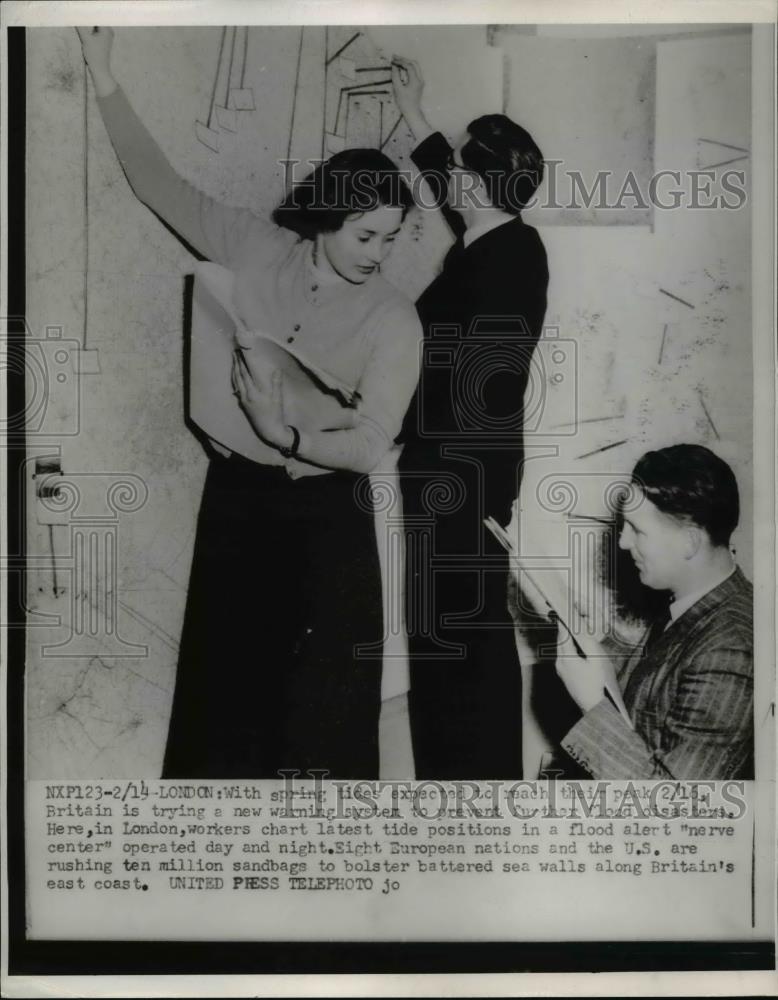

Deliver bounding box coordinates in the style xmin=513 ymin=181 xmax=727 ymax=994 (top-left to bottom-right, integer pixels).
xmin=485 ymin=515 xmax=633 ymax=728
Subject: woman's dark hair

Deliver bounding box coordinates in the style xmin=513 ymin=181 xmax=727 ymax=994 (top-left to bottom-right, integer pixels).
xmin=631 ymin=444 xmax=740 ymax=547
xmin=272 ymin=148 xmax=414 ymax=239
xmin=461 ymin=114 xmax=544 ymax=214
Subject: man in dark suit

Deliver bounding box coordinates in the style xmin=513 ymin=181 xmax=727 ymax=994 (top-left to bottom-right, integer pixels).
xmin=392 ymin=58 xmax=549 ymax=778
xmin=557 ymin=445 xmax=754 ymax=780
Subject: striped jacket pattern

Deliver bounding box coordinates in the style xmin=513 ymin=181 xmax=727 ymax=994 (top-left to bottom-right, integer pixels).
xmin=561 ymin=567 xmax=754 ymax=780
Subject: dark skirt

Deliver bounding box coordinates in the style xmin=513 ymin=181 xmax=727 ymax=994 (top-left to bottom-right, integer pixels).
xmin=162 ymin=453 xmax=383 ymax=779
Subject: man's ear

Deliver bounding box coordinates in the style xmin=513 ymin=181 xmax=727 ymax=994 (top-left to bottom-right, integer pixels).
xmin=683 ymin=524 xmax=704 ymax=560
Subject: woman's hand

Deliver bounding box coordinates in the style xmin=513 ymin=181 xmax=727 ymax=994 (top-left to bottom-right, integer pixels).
xmin=75 ymin=27 xmax=118 ymax=97
xmin=232 ymin=351 xmax=294 ymax=452
xmin=390 ymin=56 xmax=433 ymax=142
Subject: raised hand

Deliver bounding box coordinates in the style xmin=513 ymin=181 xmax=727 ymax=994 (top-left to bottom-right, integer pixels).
xmin=391 ymin=56 xmax=423 ymax=112
xmin=75 ymin=27 xmax=117 ymax=97
xmin=390 ymin=55 xmax=432 ymax=142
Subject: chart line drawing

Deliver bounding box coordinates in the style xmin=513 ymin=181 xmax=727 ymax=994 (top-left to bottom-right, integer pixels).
xmin=325 ymin=31 xmax=361 ymax=66
xmin=696 ymin=137 xmax=750 ymax=171
xmin=195 ymin=27 xmax=255 ymax=152
xmin=284 ymin=26 xmax=306 ymax=176
xmin=191 ymin=27 xmax=414 ymax=168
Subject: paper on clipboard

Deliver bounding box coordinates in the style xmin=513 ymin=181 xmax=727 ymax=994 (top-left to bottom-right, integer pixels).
xmin=484 ymin=515 xmax=633 ymax=729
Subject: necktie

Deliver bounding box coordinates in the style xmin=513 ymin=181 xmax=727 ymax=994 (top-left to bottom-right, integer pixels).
xmin=643 ymin=606 xmax=672 ymax=651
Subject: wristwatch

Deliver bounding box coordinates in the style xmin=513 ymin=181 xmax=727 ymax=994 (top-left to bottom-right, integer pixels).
xmin=278 ymin=425 xmax=300 ymax=460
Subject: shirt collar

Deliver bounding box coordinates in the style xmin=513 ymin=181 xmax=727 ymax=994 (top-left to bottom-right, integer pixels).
xmin=462 ymin=212 xmax=517 ymax=249
xmin=308 ymin=241 xmax=349 ymax=286
xmin=668 ymin=562 xmax=737 ymax=623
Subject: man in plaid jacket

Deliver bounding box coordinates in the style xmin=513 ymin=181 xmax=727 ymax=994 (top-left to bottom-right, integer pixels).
xmin=559 ymin=445 xmax=753 ymax=780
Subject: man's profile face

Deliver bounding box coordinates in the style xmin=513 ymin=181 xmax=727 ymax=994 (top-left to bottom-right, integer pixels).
xmin=619 ymin=493 xmax=691 ymax=593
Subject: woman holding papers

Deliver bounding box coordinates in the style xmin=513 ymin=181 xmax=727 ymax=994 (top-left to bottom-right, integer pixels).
xmin=78 ymin=28 xmax=422 ymax=779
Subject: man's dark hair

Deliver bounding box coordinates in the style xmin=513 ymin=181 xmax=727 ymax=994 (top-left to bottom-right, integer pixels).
xmin=461 ymin=114 xmax=544 ymax=214
xmin=631 ymin=444 xmax=740 ymax=547
xmin=272 ymin=148 xmax=414 ymax=239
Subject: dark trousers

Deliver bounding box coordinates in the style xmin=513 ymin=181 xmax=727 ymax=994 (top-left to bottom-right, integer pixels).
xmin=163 ymin=454 xmax=382 ymax=779
xmin=401 ymin=456 xmax=522 ymax=780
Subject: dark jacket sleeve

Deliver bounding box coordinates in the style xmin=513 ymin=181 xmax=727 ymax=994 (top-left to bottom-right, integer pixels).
xmin=410 ymin=132 xmax=466 ymax=240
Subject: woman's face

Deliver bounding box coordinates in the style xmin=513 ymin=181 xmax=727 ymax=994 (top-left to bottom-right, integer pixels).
xmin=318 ymin=205 xmax=403 ymax=284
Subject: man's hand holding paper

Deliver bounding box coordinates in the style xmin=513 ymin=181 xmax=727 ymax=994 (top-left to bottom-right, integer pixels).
xmin=553 ymin=626 xmax=614 ymax=715
xmin=486 ymin=512 xmax=633 ymax=728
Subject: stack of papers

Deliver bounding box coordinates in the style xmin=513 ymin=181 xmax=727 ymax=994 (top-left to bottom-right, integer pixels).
xmin=485 ymin=515 xmax=633 ymax=728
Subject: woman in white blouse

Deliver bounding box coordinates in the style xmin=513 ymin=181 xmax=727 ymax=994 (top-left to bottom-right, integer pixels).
xmin=78 ymin=28 xmax=422 ymax=779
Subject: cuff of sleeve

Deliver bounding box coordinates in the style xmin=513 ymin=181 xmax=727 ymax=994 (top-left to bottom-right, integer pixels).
xmin=561 ymin=697 xmax=620 ymax=778
xmin=96 ymin=83 xmax=125 ymax=112
xmin=410 ymin=131 xmax=452 ymax=170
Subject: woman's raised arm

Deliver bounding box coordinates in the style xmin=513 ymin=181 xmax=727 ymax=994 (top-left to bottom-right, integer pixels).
xmin=76 ymin=27 xmax=265 ymax=265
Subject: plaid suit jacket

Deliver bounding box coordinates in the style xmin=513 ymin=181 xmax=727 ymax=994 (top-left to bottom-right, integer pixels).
xmin=561 ymin=567 xmax=754 ymax=779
